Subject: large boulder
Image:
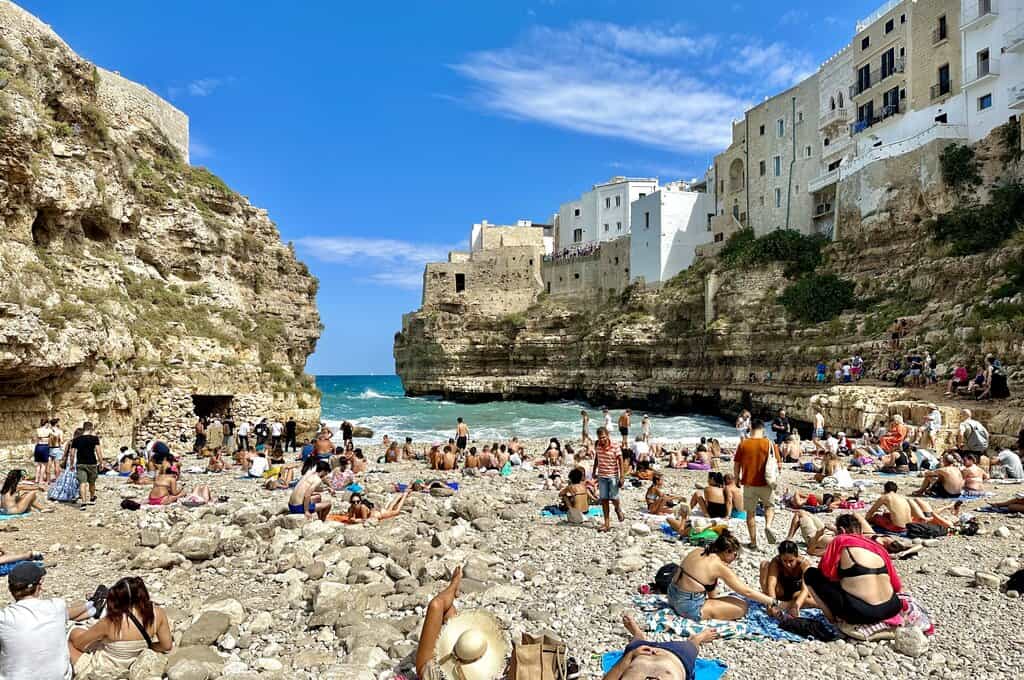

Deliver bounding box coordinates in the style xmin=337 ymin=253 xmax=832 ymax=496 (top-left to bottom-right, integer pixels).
xmin=165 ymin=646 xmax=225 ymax=680
xmin=174 ymin=525 xmax=221 ymax=561
xmin=180 ymin=611 xmax=231 ymax=647
xmin=199 ymin=597 xmax=246 ymax=626
xmin=128 ymin=649 xmax=168 ymax=680
xmin=129 ymin=545 xmax=188 ymax=570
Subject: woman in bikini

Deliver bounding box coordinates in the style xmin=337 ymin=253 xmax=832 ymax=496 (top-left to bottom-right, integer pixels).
xmin=343 ymin=491 xmax=410 ymax=522
xmin=0 ymin=470 xmax=47 ymax=514
xmin=560 ymin=467 xmax=598 ymax=524
xmin=668 ymin=530 xmax=778 ymax=621
xmin=69 ymin=576 xmax=172 ymax=676
xmin=760 ymin=540 xmax=810 ymax=617
xmin=644 ymin=473 xmax=680 ymax=515
xmin=148 ymin=462 xmax=212 ymax=506
xmin=689 ymin=472 xmax=729 ymax=519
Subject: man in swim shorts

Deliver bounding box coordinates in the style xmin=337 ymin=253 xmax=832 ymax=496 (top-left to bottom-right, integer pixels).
xmin=455 ymin=417 xmax=469 ymax=452
xmin=287 ymin=461 xmax=332 ymax=520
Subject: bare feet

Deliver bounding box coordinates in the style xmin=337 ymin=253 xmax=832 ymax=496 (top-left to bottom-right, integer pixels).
xmin=435 ymin=565 xmax=462 ymax=616
xmin=690 ymin=628 xmax=720 ymax=646
xmin=621 ymin=613 xmax=644 ymax=640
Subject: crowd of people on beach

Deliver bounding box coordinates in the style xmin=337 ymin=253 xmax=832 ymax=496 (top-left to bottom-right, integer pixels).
xmin=3 ymin=397 xmax=1024 ymax=680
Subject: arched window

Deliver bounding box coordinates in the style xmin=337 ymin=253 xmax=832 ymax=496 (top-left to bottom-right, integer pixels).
xmin=830 ymin=96 xmax=836 ymax=110
xmin=837 ymin=91 xmax=844 ymax=108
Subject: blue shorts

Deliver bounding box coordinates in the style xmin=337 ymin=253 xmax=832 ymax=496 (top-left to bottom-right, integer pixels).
xmin=598 ymin=477 xmax=620 ymax=501
xmin=814 ymin=428 xmax=824 ymax=439
xmin=288 ymin=502 xmax=315 ymax=514
xmin=668 ymin=582 xmax=706 ymax=621
xmin=49 ymin=447 xmax=62 ymax=459
xmin=730 ymin=509 xmax=747 ymax=520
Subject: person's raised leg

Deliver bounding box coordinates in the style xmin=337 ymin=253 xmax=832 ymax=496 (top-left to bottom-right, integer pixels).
xmin=691 ymin=493 xmax=709 ymax=516
xmin=416 ymin=565 xmax=462 ymax=678
xmin=701 ymin=596 xmax=748 ymax=621
xmin=316 ymin=500 xmax=331 ymax=520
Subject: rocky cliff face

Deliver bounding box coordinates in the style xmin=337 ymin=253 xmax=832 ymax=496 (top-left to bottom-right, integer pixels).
xmin=396 ymin=128 xmax=1024 ymax=445
xmin=0 ymin=2 xmax=321 ymax=459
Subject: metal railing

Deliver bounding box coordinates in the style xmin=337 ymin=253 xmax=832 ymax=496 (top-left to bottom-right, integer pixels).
xmin=823 ymin=135 xmax=853 ymax=159
xmin=850 ymin=58 xmax=905 ymax=97
xmin=809 ymin=169 xmax=840 ymax=193
xmin=962 ymin=0 xmax=997 ymax=28
xmin=964 ymin=58 xmax=999 ymax=86
xmin=819 ymin=107 xmax=849 ymax=129
xmin=850 ymin=102 xmax=902 ymax=135
xmin=930 ymin=80 xmax=953 ymax=100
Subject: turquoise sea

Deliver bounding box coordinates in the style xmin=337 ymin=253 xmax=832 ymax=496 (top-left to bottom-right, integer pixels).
xmin=316 ymin=375 xmax=737 ymax=444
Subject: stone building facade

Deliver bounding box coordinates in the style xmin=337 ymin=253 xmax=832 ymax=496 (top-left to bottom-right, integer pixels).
xmin=96 ymin=68 xmax=190 ymax=163
xmin=541 ymin=236 xmax=632 ymax=298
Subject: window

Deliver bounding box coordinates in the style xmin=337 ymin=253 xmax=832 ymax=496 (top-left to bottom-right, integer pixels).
xmin=979 ymin=93 xmax=992 ymax=110
xmin=938 ymin=64 xmax=951 ymax=96
xmin=837 ymin=92 xmax=844 ymax=108
xmin=644 ymin=212 xmax=650 ymax=228
xmin=937 ymin=15 xmax=947 ymax=42
xmin=857 ymin=101 xmax=874 ymax=124
xmin=455 ymin=273 xmax=466 ymax=293
xmin=572 ymin=228 xmax=583 ymax=242
xmin=828 ymin=159 xmax=841 ymax=171
xmin=773 ymin=155 xmax=781 ymax=176
xmin=900 ymin=13 xmax=905 ymax=23
xmin=824 ymin=137 xmax=831 ymax=147
xmin=806 ymin=146 xmax=812 ymax=158
xmin=857 ymin=64 xmax=871 ymax=93
xmin=798 ymin=111 xmax=803 ymax=122
xmin=714 ymin=233 xmax=724 ymax=243
xmin=883 ymin=87 xmax=899 ymax=114
xmin=574 ymin=273 xmax=580 ymax=280
xmin=616 ymin=221 xmax=622 ymax=231
xmin=759 ymin=160 xmax=766 ymax=176
xmin=777 ymin=118 xmax=785 ymax=137
xmin=759 ymin=124 xmax=765 ymax=136
xmin=760 ymin=195 xmax=765 ymax=206
xmin=977 ymin=49 xmax=991 ymax=78
xmin=830 ymin=96 xmax=836 ymax=110
xmin=615 ymin=195 xmax=621 ymax=207
xmin=795 ymin=184 xmax=800 ymax=193
xmin=885 ymin=18 xmax=894 ymax=33
xmin=604 ymin=223 xmax=609 ymax=232
xmin=604 ymin=197 xmax=611 ymax=209
xmin=775 ymin=189 xmax=782 ymax=208
xmin=719 ymin=180 xmax=724 ymax=193
xmin=881 ymin=48 xmax=895 ymax=79
xmin=639 ymin=193 xmax=646 ymax=199
xmin=861 ymin=36 xmax=870 ymax=50
xmin=573 ymin=208 xmax=580 ymax=217
xmin=614 ymin=257 xmax=619 ymax=265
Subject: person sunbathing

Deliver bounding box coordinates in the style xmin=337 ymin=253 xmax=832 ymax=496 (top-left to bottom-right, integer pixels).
xmin=343 ymin=491 xmax=410 ymax=522
xmin=865 ymin=481 xmax=915 ymax=533
xmin=802 ymin=514 xmax=903 ymax=625
xmin=912 ymin=454 xmax=964 ymax=498
xmin=604 ymin=614 xmax=719 ymax=680
xmin=961 ymin=453 xmax=988 ymax=492
xmin=908 ymin=498 xmax=963 ymax=529
xmin=878 ymin=443 xmax=911 ymax=474
xmin=0 ymin=470 xmax=48 ymax=514
xmin=787 ymin=509 xmax=835 ymax=556
xmin=689 ymin=472 xmax=728 ymax=519
xmin=287 ymin=461 xmax=332 ymax=520
xmin=667 ymin=530 xmax=778 ymax=621
xmin=759 ymin=540 xmax=810 ymax=617
xmin=878 ymin=415 xmax=909 ymax=453
xmin=723 ymin=473 xmax=746 ymax=519
xmin=781 ymin=435 xmax=802 ymax=463
xmin=560 ymin=467 xmax=597 ymax=524
xmin=644 ymin=473 xmax=680 ymax=515
xmin=207 ymin=450 xmax=226 ymax=473
xmin=263 ymin=465 xmax=297 ymax=490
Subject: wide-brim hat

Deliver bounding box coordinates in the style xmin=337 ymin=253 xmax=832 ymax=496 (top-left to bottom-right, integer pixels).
xmin=435 ymin=610 xmax=507 ymax=680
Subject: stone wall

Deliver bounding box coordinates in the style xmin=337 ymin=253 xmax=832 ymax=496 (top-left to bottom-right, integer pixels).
xmin=96 ymin=68 xmax=190 ymax=163
xmin=422 ymin=245 xmax=543 ymax=316
xmin=541 ymin=237 xmax=631 ymax=298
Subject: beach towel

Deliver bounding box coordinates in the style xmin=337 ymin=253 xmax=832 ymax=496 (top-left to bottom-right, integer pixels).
xmin=839 ymin=593 xmax=934 ymax=640
xmin=345 ymin=484 xmax=364 ymax=493
xmin=599 ymin=651 xmax=727 ymax=680
xmin=955 ymin=491 xmax=994 ymax=500
xmin=631 ymin=595 xmax=832 ymax=642
xmin=0 ymin=513 xmax=29 ymax=521
xmin=540 ymin=507 xmax=603 ymax=518
xmin=0 ymin=560 xmax=41 ymax=577
xmin=977 ymin=506 xmax=1018 ymax=514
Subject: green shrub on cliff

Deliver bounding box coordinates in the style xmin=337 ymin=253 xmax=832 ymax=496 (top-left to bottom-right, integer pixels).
xmin=996 ymin=120 xmax=1022 ymax=165
xmin=992 ymin=261 xmax=1024 ymax=300
xmin=720 ymin=228 xmax=826 ymax=278
xmin=928 ymin=182 xmax=1024 ymax=255
xmin=940 ymin=143 xmax=982 ymax=195
xmin=779 ymin=273 xmax=855 ymax=323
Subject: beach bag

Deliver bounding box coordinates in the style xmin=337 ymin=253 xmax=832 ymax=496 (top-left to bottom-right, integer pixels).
xmin=509 ymin=633 xmax=568 ymax=680
xmin=905 ymin=523 xmax=946 ymax=539
xmin=1006 ymin=569 xmax=1024 ymax=594
xmin=654 ymin=563 xmax=677 ymax=594
xmin=48 ymin=457 xmax=79 ymax=503
xmin=764 ymin=442 xmax=779 ymax=488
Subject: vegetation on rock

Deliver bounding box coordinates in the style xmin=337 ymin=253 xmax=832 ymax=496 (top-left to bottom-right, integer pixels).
xmin=720 ymin=228 xmax=827 ymax=278
xmin=928 ymin=182 xmax=1024 ymax=255
xmin=778 ymin=273 xmax=856 ymax=323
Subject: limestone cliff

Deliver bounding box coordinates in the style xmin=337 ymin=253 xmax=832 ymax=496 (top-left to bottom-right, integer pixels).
xmin=396 ymin=127 xmax=1024 ymax=445
xmin=0 ymin=2 xmax=321 ymax=458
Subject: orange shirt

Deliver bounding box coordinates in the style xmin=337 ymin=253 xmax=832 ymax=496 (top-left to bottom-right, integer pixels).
xmin=735 ymin=437 xmax=771 ymax=487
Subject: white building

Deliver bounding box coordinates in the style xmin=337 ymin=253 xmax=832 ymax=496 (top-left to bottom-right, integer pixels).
xmin=961 ymin=0 xmax=1024 ymax=142
xmin=629 ymin=181 xmax=715 ymax=285
xmin=556 ymin=176 xmax=659 ymax=249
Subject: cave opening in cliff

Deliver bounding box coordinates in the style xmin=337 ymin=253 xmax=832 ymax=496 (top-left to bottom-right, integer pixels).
xmin=81 ymin=214 xmax=114 ymax=242
xmin=31 ymin=209 xmax=59 ymax=246
xmin=192 ymin=394 xmax=234 ymax=419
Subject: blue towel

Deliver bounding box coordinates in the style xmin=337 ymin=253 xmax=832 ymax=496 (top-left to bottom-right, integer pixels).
xmin=600 ymin=651 xmax=727 ymax=680
xmin=346 ymin=484 xmax=364 ymax=493
xmin=0 ymin=513 xmax=29 ymax=521
xmin=978 ymin=506 xmax=1013 ymax=513
xmin=540 ymin=507 xmax=603 ymax=518
xmin=742 ymin=602 xmax=838 ymax=642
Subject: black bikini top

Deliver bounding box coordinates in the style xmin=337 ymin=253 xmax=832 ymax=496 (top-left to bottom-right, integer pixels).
xmin=681 ymin=567 xmax=718 ymax=594
xmin=837 ymin=548 xmax=889 ymax=579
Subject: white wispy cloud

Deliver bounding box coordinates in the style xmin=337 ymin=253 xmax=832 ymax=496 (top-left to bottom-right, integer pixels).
xmin=451 ymin=22 xmax=815 ymax=154
xmin=168 ymin=77 xmax=233 ymax=99
xmin=189 ymin=139 xmax=214 ymax=160
xmin=451 ymin=24 xmax=748 ymax=153
xmin=729 ymin=42 xmax=817 ymax=89
xmin=779 ymin=9 xmax=808 ymax=26
xmin=296 ymin=236 xmax=459 ymax=290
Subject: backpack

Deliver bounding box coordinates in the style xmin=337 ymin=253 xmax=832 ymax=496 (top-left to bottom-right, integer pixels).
xmin=654 ymin=563 xmax=677 ymax=594
xmin=764 ymin=442 xmax=779 ymax=488
xmin=1006 ymin=568 xmax=1024 ymax=594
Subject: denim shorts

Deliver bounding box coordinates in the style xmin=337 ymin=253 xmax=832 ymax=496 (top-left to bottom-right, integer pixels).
xmin=668 ymin=582 xmax=705 ymax=621
xmin=598 ymin=477 xmax=620 ymax=500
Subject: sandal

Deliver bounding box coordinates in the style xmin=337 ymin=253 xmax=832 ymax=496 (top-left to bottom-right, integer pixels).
xmin=29 ymin=552 xmax=43 ymax=561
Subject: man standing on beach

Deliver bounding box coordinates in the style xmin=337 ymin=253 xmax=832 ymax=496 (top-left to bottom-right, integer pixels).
xmin=455 ymin=417 xmax=469 ymax=452
xmin=270 ymin=418 xmax=284 ymax=450
xmin=581 ymin=410 xmax=591 ymax=443
xmin=222 ymin=413 xmax=236 ymax=454
xmin=592 ymin=426 xmax=625 ymax=532
xmin=618 ymin=409 xmax=631 ymax=449
xmin=69 ymin=421 xmax=104 ymax=507
xmin=734 ymin=419 xmax=779 ymax=549
xmin=812 ymin=410 xmax=825 ymax=453
xmin=237 ymin=419 xmax=251 ymax=451
xmin=771 ymin=409 xmax=790 ymax=445
xmin=285 ymin=416 xmax=297 ymax=452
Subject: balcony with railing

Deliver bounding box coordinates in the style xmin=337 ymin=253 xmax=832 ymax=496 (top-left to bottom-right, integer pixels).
xmin=819 ymin=106 xmax=849 ymax=130
xmin=1007 ymin=22 xmax=1024 ymax=52
xmin=822 ymin=134 xmax=853 ymax=160
xmin=930 ymin=79 xmax=954 ymax=101
xmin=850 ymin=59 xmax=905 ymax=98
xmin=1010 ymin=83 xmax=1024 ymax=109
xmin=809 ymin=169 xmax=840 ymax=193
xmin=813 ymin=202 xmax=834 ymax=218
xmin=964 ymin=58 xmax=999 ymax=88
xmin=961 ymin=0 xmax=998 ymax=31
xmin=850 ymin=101 xmax=902 ymax=135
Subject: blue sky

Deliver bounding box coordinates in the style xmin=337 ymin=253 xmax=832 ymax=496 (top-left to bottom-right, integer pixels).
xmin=21 ymin=0 xmax=882 ymax=374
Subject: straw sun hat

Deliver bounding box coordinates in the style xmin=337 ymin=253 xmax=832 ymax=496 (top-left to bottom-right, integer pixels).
xmin=435 ymin=610 xmax=508 ymax=680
